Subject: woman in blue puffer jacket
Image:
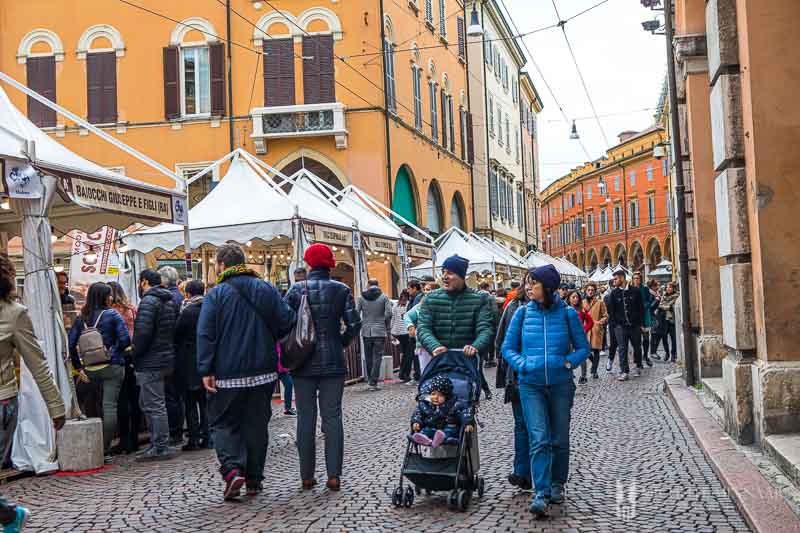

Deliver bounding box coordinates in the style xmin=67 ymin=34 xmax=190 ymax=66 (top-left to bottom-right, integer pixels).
xmin=501 ymin=264 xmax=589 ymax=518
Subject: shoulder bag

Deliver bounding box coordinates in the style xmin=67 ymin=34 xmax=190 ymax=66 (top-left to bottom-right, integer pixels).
xmin=280 ymin=282 xmax=317 ymax=370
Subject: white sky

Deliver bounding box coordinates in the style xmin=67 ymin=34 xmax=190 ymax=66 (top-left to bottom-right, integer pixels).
xmin=502 ymin=0 xmax=666 ymax=188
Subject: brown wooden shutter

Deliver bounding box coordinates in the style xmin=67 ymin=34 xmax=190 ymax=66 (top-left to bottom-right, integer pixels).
xmin=304 ymin=35 xmax=335 ymax=104
xmin=209 ymin=42 xmax=226 ymax=116
xmin=263 ymin=39 xmax=295 ymax=107
xmin=440 ymin=89 xmax=447 ymax=148
xmin=459 ymin=110 xmax=466 ymax=160
xmin=456 ymin=17 xmax=466 ymax=59
xmin=466 ymin=112 xmax=474 ymax=164
xmin=26 ymin=56 xmax=56 ymax=127
xmin=87 ymin=52 xmax=117 ymax=124
xmin=163 ymin=46 xmax=180 ymax=120
xmin=448 ymin=96 xmax=455 ymax=152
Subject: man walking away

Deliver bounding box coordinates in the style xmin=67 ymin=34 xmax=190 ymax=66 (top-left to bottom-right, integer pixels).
xmin=607 ymin=269 xmax=644 ymax=381
xmin=133 ymin=269 xmax=178 ymax=461
xmin=604 ymin=278 xmax=618 ymax=372
xmin=479 ymin=282 xmax=500 ymax=369
xmin=632 ymin=272 xmax=653 ymax=367
xmin=357 ymin=279 xmax=392 ymax=391
xmin=198 ymin=245 xmax=296 ymax=501
xmin=416 ymin=255 xmax=495 ymax=375
xmin=159 ymin=266 xmax=184 ymax=445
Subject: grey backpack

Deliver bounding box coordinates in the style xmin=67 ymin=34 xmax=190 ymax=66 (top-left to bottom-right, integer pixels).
xmin=78 ymin=311 xmax=110 ymax=366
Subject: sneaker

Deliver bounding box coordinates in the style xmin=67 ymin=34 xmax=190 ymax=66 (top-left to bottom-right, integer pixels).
xmin=431 ymin=430 xmax=445 ymax=448
xmin=368 ymin=385 xmax=379 ymax=392
xmin=223 ymin=469 xmax=245 ymax=501
xmin=283 ymin=408 xmax=297 ymax=417
xmin=578 ymin=376 xmax=588 ymax=384
xmin=136 ymin=448 xmax=174 ymax=462
xmin=606 ymin=359 xmax=613 ymax=372
xmin=3 ymin=506 xmax=30 ymax=533
xmin=645 ymin=356 xmax=653 ymax=368
xmin=528 ymin=495 xmax=549 ymax=518
xmin=632 ymin=368 xmax=642 ymax=377
xmin=326 ymin=477 xmax=341 ymax=492
xmin=246 ymin=481 xmax=264 ymax=497
xmin=591 ymin=373 xmax=599 ymax=380
xmin=410 ymin=432 xmax=433 ymax=446
xmin=550 ymin=485 xmax=565 ymax=504
xmin=618 ymin=373 xmax=629 ymax=382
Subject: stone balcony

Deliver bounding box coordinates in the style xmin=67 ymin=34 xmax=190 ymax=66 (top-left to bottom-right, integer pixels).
xmin=250 ymin=102 xmax=348 ymax=154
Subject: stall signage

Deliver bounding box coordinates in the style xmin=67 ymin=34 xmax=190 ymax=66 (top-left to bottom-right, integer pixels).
xmin=408 ymin=243 xmax=433 ymax=259
xmin=4 ymin=159 xmax=43 ymax=199
xmin=61 ymin=176 xmax=174 ymax=222
xmin=366 ymin=236 xmax=397 ymax=255
xmin=69 ymin=227 xmax=121 ymax=306
xmin=313 ymin=225 xmax=351 ymax=247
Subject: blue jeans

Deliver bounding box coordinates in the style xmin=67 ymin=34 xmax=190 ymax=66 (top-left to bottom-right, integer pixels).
xmin=518 ymin=380 xmax=576 ymax=498
xmin=511 ymin=399 xmax=530 ymax=480
xmin=278 ymin=373 xmax=293 ymax=411
xmin=136 ymin=370 xmax=170 ymax=453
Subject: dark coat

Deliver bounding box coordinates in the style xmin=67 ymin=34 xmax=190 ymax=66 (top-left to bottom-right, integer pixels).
xmin=68 ymin=308 xmax=131 ymax=369
xmin=411 ymin=397 xmax=475 ymax=429
xmin=197 ymin=273 xmax=295 ymax=380
xmin=607 ymin=284 xmax=645 ymax=328
xmin=133 ymin=287 xmax=178 ymax=372
xmin=167 ymin=286 xmax=184 ymax=309
xmin=173 ymin=298 xmax=203 ymax=390
xmin=416 ymin=287 xmax=495 ymax=355
xmin=283 ymin=268 xmax=361 ymax=378
xmin=495 ymin=298 xmax=523 ymax=395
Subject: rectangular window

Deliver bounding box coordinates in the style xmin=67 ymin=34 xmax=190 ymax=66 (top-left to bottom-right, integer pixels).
xmin=489 ymin=167 xmax=499 ymax=217
xmin=87 ymin=51 xmax=118 ymax=124
xmin=425 ymin=0 xmax=434 ymax=25
xmin=412 ymin=66 xmax=422 ymax=130
xmin=303 ymin=35 xmax=336 ymax=104
xmin=182 ymin=46 xmax=210 ymax=116
xmin=587 ymin=185 xmax=592 ymax=200
xmin=505 ymin=114 xmax=510 ymax=150
xmin=662 ymin=158 xmax=668 ymax=176
xmin=456 ymin=17 xmax=466 ymax=60
xmin=577 ymin=189 xmax=582 ymax=204
xmin=648 ymin=195 xmax=655 ymax=225
xmin=263 ymin=38 xmax=295 ymax=107
xmin=629 ymin=170 xmax=636 ymax=187
xmin=515 ymin=128 xmax=520 ymax=162
xmin=384 ymin=40 xmax=396 ymax=112
xmin=448 ymin=95 xmax=455 ymax=152
xmin=484 ymin=32 xmax=492 ymax=67
xmin=459 ymin=107 xmax=467 ymax=160
xmin=517 ymin=189 xmax=524 ymax=229
xmin=600 ymin=210 xmax=607 ymax=233
xmin=628 ymin=200 xmax=639 ymax=228
xmin=27 ymin=56 xmax=57 ymax=127
xmin=647 ymin=164 xmax=654 ymax=181
xmin=498 ymin=175 xmax=506 ymax=220
xmin=429 ymin=81 xmax=438 ymax=142
xmin=488 ymin=97 xmax=494 ymax=137
xmin=439 ymin=0 xmax=447 ymax=36
xmin=587 ymin=213 xmax=594 ymax=236
xmin=666 ymin=192 xmax=673 ymax=226
xmin=613 ymin=205 xmax=621 ymax=232
xmin=497 ymin=108 xmax=503 ymax=146
xmin=440 ymin=88 xmax=448 ymax=148
xmin=614 ymin=175 xmax=620 ymax=192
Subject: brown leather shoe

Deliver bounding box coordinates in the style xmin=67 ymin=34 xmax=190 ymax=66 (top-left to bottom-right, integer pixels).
xmin=301 ymin=479 xmax=317 ymax=490
xmin=326 ymin=476 xmax=341 ymax=491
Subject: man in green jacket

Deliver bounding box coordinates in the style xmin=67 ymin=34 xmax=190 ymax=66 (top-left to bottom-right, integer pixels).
xmin=416 ymin=255 xmax=495 ymax=362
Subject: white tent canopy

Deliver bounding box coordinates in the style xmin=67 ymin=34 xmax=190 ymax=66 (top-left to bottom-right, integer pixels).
xmin=524 ymin=251 xmax=588 ymax=281
xmin=0 ymin=74 xmax=186 ymax=474
xmin=648 ymin=259 xmax=673 ymax=279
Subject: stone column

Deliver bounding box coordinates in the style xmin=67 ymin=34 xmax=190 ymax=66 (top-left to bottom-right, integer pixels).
xmin=732 ymin=0 xmax=800 ymax=443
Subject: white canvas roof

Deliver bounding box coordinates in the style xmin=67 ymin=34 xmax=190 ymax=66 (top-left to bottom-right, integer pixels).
xmin=408 ymin=228 xmax=525 ymax=278
xmin=524 ymin=251 xmax=587 ymax=279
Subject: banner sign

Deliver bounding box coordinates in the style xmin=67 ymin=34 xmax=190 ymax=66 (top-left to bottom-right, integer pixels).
xmin=4 ymin=159 xmax=43 ymax=199
xmin=408 ymin=243 xmax=433 ymax=259
xmin=68 ymin=227 xmax=121 ymax=306
xmin=312 ymin=225 xmax=351 ymax=248
xmin=365 ymin=235 xmax=397 ymax=255
xmin=60 ymin=176 xmax=174 ymax=223
xmin=171 ymin=195 xmax=188 ymax=225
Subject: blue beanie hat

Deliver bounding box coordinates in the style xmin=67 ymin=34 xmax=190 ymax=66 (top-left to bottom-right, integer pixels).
xmin=528 ymin=264 xmax=561 ymax=292
xmin=442 ymin=255 xmax=469 ymax=279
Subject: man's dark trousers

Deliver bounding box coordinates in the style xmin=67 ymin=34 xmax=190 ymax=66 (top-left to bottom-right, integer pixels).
xmin=208 ymin=382 xmax=275 ymax=482
xmin=615 ymin=325 xmax=643 ymax=374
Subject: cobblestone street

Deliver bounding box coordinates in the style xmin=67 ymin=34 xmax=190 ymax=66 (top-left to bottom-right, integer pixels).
xmin=5 ymin=361 xmax=752 ymax=532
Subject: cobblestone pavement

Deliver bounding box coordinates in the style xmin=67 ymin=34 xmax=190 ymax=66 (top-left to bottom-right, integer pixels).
xmin=5 ymin=359 xmax=752 ymax=532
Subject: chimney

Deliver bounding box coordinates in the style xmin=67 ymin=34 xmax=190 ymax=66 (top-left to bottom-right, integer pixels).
xmin=617 ymin=130 xmax=639 ymax=144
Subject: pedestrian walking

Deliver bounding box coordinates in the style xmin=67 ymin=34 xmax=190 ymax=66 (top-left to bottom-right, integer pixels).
xmin=68 ymin=282 xmax=130 ymax=455
xmin=198 ymin=244 xmax=296 ymax=500
xmin=109 ymin=281 xmax=141 ymax=455
xmin=632 ymin=272 xmax=654 ymax=367
xmin=479 ymin=282 xmax=500 ymax=368
xmin=604 ymin=278 xmax=619 ymax=372
xmin=404 ymin=282 xmax=439 ymax=380
xmin=284 ymin=243 xmax=361 ymax=493
xmin=584 ymin=282 xmax=607 ymax=380
xmin=391 ymin=290 xmax=414 ymax=384
xmin=415 ymin=255 xmax=495 ymax=367
xmin=276 ymin=344 xmax=295 ymax=416
xmin=566 ymin=291 xmax=593 ymax=384
xmin=652 ymin=282 xmax=678 ymax=362
xmin=494 ymin=286 xmax=532 ymax=491
xmin=501 ymin=264 xmax=590 ymax=518
xmin=133 ymin=269 xmax=178 ymax=462
xmin=159 ymin=266 xmax=185 ymax=446
xmin=407 ymin=279 xmax=423 ymax=310
xmin=173 ymin=280 xmax=209 ymax=451
xmin=357 ymin=279 xmax=392 ymax=391
xmin=607 ymin=269 xmax=645 ymax=381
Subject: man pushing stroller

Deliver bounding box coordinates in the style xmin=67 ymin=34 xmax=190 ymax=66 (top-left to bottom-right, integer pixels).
xmin=409 ymin=376 xmax=474 ymax=448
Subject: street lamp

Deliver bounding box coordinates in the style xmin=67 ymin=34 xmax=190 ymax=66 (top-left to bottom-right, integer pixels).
xmin=569 ymin=121 xmax=580 ymax=140
xmin=467 ymin=4 xmax=484 ymax=37
xmin=641 ymin=19 xmax=662 ymax=33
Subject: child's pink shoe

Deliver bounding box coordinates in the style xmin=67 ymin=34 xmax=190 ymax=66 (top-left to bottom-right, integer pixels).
xmin=411 ymin=432 xmax=433 ymax=446
xmin=431 ymin=430 xmax=446 ymax=448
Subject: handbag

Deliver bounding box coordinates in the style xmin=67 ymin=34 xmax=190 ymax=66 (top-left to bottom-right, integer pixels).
xmin=78 ymin=310 xmax=111 ymax=366
xmin=280 ymin=282 xmax=317 ymax=371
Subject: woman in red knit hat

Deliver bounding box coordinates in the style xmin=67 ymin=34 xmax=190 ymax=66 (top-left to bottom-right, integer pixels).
xmin=284 ymin=243 xmax=362 ymax=492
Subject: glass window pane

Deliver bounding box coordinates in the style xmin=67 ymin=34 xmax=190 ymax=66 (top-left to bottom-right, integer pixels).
xmin=198 ymin=47 xmax=210 ymax=114
xmin=183 ymin=49 xmax=196 ymax=115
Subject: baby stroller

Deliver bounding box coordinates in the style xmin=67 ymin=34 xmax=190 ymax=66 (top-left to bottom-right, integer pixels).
xmin=391 ymin=349 xmax=485 ymax=511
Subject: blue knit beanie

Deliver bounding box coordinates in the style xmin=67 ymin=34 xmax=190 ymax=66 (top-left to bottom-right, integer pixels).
xmin=528 ymin=264 xmax=561 ymax=292
xmin=442 ymin=255 xmax=469 ymax=279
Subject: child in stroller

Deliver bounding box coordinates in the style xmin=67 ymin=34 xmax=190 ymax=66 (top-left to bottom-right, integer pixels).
xmin=409 ymin=376 xmax=475 ymax=448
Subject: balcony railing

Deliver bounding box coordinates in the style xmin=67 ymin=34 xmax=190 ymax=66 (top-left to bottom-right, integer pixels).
xmin=250 ymin=102 xmax=348 ymax=154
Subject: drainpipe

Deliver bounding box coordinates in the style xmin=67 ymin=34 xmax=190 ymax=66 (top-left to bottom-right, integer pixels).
xmin=480 ymin=2 xmax=495 ymax=241
xmin=379 ymin=0 xmax=394 ymax=208
xmin=665 ymin=0 xmax=696 ymax=386
xmin=226 ymin=0 xmax=235 ymax=151
xmin=621 ymin=165 xmax=629 ymax=263
xmin=581 ymin=181 xmax=587 ymax=271
xmin=518 ymin=68 xmax=529 ymax=251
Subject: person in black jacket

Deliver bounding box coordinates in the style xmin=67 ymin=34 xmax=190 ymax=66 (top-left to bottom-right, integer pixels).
xmin=284 ymin=243 xmax=361 ymax=493
xmin=606 ymin=269 xmax=644 ymax=381
xmin=198 ymin=245 xmax=296 ymax=501
xmin=174 ymin=280 xmax=208 ymax=451
xmin=133 ymin=269 xmax=178 ymax=461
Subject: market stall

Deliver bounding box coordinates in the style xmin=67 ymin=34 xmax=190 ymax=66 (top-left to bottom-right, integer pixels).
xmin=0 ymin=73 xmax=187 ymax=473
xmin=524 ymin=251 xmax=588 ymax=285
xmin=648 ymin=259 xmax=673 ymax=282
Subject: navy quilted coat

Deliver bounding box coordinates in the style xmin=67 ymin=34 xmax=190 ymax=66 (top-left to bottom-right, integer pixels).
xmin=501 ymin=296 xmax=590 ymax=386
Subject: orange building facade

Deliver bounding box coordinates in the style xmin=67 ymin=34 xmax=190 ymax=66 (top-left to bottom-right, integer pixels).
xmin=540 ymin=127 xmax=671 ymax=274
xmin=0 ymin=0 xmax=473 ymax=284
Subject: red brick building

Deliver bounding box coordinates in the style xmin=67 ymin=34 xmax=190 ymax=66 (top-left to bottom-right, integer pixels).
xmin=540 ymin=127 xmax=673 ymax=274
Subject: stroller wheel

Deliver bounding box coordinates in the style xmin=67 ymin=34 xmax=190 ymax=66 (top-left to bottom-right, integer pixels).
xmin=392 ymin=486 xmax=403 ymax=507
xmin=457 ymin=489 xmax=472 ymax=511
xmin=447 ymin=489 xmax=459 ymax=510
xmin=477 ymin=477 xmax=486 ymax=498
xmin=403 ymin=486 xmax=415 ymax=508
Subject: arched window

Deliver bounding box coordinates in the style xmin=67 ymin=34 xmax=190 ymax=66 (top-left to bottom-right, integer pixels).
xmin=426 ymin=182 xmax=444 ymax=235
xmin=384 ymin=16 xmax=396 ymax=112
xmin=450 ymin=192 xmax=465 ymax=230
xmin=78 ymin=25 xmax=125 ymax=124
xmin=18 ymin=29 xmax=63 ymax=127
xmin=392 ymin=166 xmax=418 ymax=226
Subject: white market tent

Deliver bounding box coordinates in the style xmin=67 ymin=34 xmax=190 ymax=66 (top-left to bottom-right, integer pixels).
xmin=0 ymin=73 xmax=186 ymax=474
xmin=524 ymin=251 xmax=588 ymax=283
xmin=408 ymin=227 xmax=500 ymax=279
xmin=648 ymin=259 xmax=673 ymax=280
